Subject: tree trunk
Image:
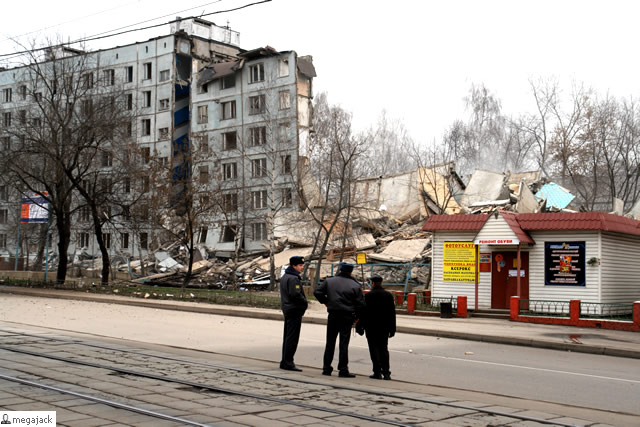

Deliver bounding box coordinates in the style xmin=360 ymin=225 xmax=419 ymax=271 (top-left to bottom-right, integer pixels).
xmin=55 ymin=214 xmax=71 ymax=284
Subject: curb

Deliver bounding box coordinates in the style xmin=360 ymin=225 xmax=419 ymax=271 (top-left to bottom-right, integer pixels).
xmin=2 ymin=287 xmax=639 ymax=360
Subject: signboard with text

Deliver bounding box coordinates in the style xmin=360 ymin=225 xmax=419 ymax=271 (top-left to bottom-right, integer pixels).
xmin=544 ymin=241 xmax=585 ymax=286
xmin=20 ymin=193 xmax=49 ymax=223
xmin=442 ymin=241 xmax=476 ymax=283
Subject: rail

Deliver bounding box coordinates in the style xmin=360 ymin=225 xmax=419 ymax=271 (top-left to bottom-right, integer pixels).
xmin=518 ymin=299 xmax=571 ymax=317
xmin=579 ymin=302 xmax=633 ymax=321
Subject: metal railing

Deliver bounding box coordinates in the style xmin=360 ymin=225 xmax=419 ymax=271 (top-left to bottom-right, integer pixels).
xmin=415 ymin=295 xmax=455 ymax=312
xmin=518 ymin=299 xmax=571 ymax=317
xmin=580 ymin=302 xmax=633 ymax=321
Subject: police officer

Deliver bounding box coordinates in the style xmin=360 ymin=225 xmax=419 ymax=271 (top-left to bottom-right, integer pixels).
xmin=360 ymin=275 xmax=396 ymax=380
xmin=280 ymin=256 xmax=308 ymax=371
xmin=314 ymin=262 xmax=365 ymax=377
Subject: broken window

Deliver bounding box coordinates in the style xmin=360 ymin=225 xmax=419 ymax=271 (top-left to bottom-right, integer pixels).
xmin=223 ymin=193 xmax=238 ymax=212
xmin=251 ymin=222 xmax=267 ymax=241
xmin=143 ymin=63 xmax=152 ymax=80
xmin=199 ymin=165 xmax=209 ymax=184
xmin=279 ymin=91 xmax=291 ymax=109
xmin=125 ymin=66 xmax=134 ymax=83
xmin=222 ymin=100 xmax=236 ymax=119
xmin=281 ymin=154 xmax=292 ymax=174
xmin=159 ymin=98 xmax=170 ymax=110
xmin=222 ymin=162 xmax=237 ymax=180
xmin=159 ymin=127 xmax=169 ymax=140
xmin=249 ymin=94 xmax=265 ymax=115
xmin=199 ymin=226 xmax=208 ymax=244
xmin=159 ymin=69 xmax=170 ymax=82
xmin=143 ymin=90 xmax=152 ymax=108
xmin=249 ymin=63 xmax=265 ymax=83
xmin=197 ymin=105 xmax=208 ymax=123
xmin=249 ymin=126 xmax=266 ymax=146
xmin=223 ymin=131 xmax=237 ymax=150
xmin=103 ymin=69 xmax=115 ymax=86
xmin=140 ymin=232 xmax=148 ymax=250
xmin=221 ymin=225 xmax=237 ymax=242
xmin=2 ymin=88 xmax=11 ymax=103
xmin=251 ymin=158 xmax=267 ymax=177
xmin=251 ymin=190 xmax=268 ymax=209
xmin=0 ymin=234 xmax=6 ymax=249
xmin=221 ymin=74 xmax=235 ymax=89
xmin=141 ymin=119 xmax=151 ymax=136
xmin=281 ymin=188 xmax=293 ymax=207
xmin=121 ymin=233 xmax=129 ymax=249
xmin=279 ymin=59 xmax=289 ymax=77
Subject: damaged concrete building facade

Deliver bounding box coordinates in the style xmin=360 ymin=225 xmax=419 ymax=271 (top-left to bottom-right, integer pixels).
xmin=0 ymin=18 xmax=315 ymax=263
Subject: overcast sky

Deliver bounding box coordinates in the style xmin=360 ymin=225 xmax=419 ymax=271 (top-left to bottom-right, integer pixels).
xmin=3 ymin=0 xmax=640 ymax=145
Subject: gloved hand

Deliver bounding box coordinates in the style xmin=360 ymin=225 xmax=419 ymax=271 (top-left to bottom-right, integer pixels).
xmin=388 ymin=331 xmax=395 ymax=338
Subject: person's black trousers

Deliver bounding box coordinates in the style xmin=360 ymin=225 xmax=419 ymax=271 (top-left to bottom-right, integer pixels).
xmin=281 ymin=312 xmax=303 ymax=368
xmin=366 ymin=331 xmax=390 ymax=376
xmin=322 ymin=312 xmax=354 ymax=373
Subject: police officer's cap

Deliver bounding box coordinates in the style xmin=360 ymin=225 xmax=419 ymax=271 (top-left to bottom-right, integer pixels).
xmin=370 ymin=275 xmax=383 ymax=283
xmin=338 ymin=262 xmax=354 ymax=273
xmin=289 ymin=256 xmax=305 ymax=266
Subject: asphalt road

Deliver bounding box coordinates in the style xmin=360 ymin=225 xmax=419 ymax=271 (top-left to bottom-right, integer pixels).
xmin=1 ymin=294 xmax=638 ymax=420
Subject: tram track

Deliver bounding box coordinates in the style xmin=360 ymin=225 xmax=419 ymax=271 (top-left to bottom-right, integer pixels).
xmin=0 ymin=327 xmax=577 ymax=426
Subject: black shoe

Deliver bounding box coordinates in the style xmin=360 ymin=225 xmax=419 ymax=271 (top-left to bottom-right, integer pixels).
xmin=339 ymin=371 xmax=356 ymax=378
xmin=280 ymin=365 xmax=302 ymax=372
xmin=383 ymin=374 xmax=391 ymax=380
xmin=369 ymin=374 xmax=382 ymax=379
xmin=322 ymin=370 xmax=332 ymax=376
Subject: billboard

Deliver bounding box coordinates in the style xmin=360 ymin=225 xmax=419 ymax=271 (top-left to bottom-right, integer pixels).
xmin=442 ymin=241 xmax=476 ymax=283
xmin=544 ymin=241 xmax=586 ymax=286
xmin=20 ymin=193 xmax=49 ymax=223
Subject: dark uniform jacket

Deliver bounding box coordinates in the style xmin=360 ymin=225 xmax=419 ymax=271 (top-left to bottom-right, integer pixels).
xmin=280 ymin=266 xmax=308 ymax=316
xmin=314 ymin=273 xmax=365 ymax=316
xmin=361 ymin=287 xmax=396 ymax=336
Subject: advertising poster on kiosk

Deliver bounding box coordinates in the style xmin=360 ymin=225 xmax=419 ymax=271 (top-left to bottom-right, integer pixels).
xmin=443 ymin=241 xmax=476 ymax=283
xmin=544 ymin=241 xmax=585 ymax=286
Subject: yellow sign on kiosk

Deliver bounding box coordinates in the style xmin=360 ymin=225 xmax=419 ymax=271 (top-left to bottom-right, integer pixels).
xmin=443 ymin=241 xmax=476 ymax=283
xmin=356 ymin=252 xmax=367 ymax=265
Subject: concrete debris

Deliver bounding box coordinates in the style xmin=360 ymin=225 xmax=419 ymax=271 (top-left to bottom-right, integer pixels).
xmin=368 ymin=239 xmax=431 ymax=263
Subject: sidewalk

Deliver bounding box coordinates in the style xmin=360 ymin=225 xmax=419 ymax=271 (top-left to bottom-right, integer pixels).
xmin=2 ymin=286 xmax=639 ymax=359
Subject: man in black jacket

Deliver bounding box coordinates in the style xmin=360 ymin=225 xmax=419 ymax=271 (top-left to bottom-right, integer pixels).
xmin=280 ymin=256 xmax=308 ymax=371
xmin=314 ymin=262 xmax=365 ymax=378
xmin=360 ymin=275 xmax=396 ymax=380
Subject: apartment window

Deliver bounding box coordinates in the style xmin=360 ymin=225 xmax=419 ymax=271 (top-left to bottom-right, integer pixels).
xmin=279 ymin=91 xmax=291 ymax=109
xmin=159 ymin=69 xmax=170 ymax=82
xmin=1 ymin=136 xmax=9 ymax=150
xmin=143 ymin=91 xmax=151 ymax=108
xmin=221 ymin=225 xmax=236 ymax=243
xmin=126 ymin=121 xmax=133 ymax=137
xmin=103 ymin=69 xmax=115 ymax=86
xmin=3 ymin=112 xmax=11 ymax=127
xmin=221 ymin=74 xmax=235 ymax=89
xmin=122 ymin=205 xmax=131 ymax=220
xmin=249 ymin=126 xmax=266 ymax=146
xmin=81 ymin=99 xmax=93 ymax=117
xmin=222 ymin=162 xmax=237 ymax=181
xmin=159 ymin=127 xmax=169 ymax=140
xmin=251 ymin=158 xmax=267 ymax=177
xmin=197 ymin=105 xmax=208 ymax=124
xmin=198 ymin=83 xmax=208 ymax=94
xmin=126 ymin=93 xmax=133 ymax=110
xmin=141 ymin=119 xmax=151 ymax=136
xmin=222 ymin=131 xmax=237 ymax=150
xmin=78 ymin=232 xmax=90 ymax=248
xmin=102 ymin=233 xmax=111 ymax=249
xmin=101 ymin=151 xmax=113 ymax=167
xmin=140 ymin=232 xmax=148 ymax=250
xmin=125 ymin=66 xmax=134 ymax=83
xmin=123 ymin=178 xmax=131 ymax=193
xmin=223 ymin=193 xmax=238 ymax=212
xmin=0 ymin=185 xmax=7 ymax=201
xmin=249 ymin=94 xmax=265 ymax=115
xmin=199 ymin=165 xmax=209 ymax=184
xmin=251 ymin=190 xmax=268 ymax=209
xmin=142 ymin=176 xmax=150 ymax=192
xmin=0 ymin=209 xmax=7 ymax=224
xmin=82 ymin=73 xmax=94 ymax=89
xmin=222 ymin=100 xmax=236 ymax=119
xmin=143 ymin=63 xmax=152 ymax=80
xmin=278 ymin=58 xmax=289 ymax=77
xmin=100 ymin=177 xmax=113 ymax=193
xmin=251 ymin=222 xmax=267 ymax=241
xmin=18 ymin=110 xmax=26 ymax=124
xmin=141 ymin=146 xmax=151 ymax=164
xmin=32 ymin=117 xmax=41 ymax=128
xmin=18 ymin=85 xmax=27 ymax=100
xmin=281 ymin=187 xmax=293 ymax=207
xmin=249 ymin=63 xmax=264 ymax=83
xmin=159 ymin=98 xmax=170 ymax=110
xmin=78 ymin=205 xmax=90 ymax=222
xmin=121 ymin=233 xmax=129 ymax=249
xmin=281 ymin=154 xmax=292 ymax=174
xmin=0 ymin=234 xmax=6 ymax=249
xmin=2 ymin=88 xmax=11 ymax=103
xmin=198 ymin=226 xmax=208 ymax=244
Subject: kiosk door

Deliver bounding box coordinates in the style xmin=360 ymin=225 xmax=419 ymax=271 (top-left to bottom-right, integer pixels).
xmin=491 ymin=251 xmax=529 ymax=309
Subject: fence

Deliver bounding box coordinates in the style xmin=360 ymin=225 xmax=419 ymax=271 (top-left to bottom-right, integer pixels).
xmin=511 ymin=297 xmax=640 ymax=332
